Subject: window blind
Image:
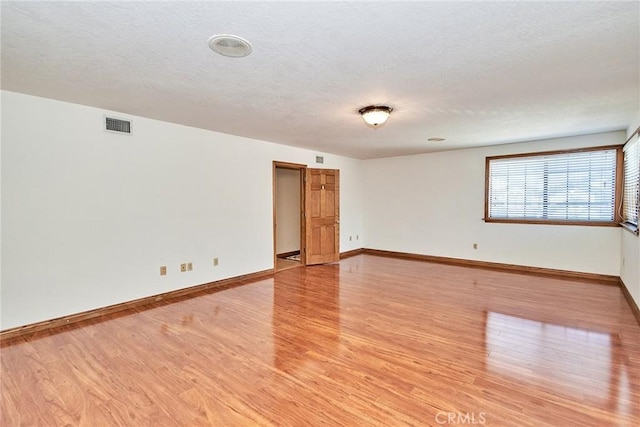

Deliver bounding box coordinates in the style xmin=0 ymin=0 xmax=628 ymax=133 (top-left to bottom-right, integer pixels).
xmin=488 ymin=148 xmax=617 ymax=222
xmin=622 ymin=135 xmax=639 ymax=226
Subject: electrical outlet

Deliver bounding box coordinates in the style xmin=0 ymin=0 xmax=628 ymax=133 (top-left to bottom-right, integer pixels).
xmin=160 ymin=266 xmax=167 ymax=276
xmin=473 ymin=243 xmax=478 ymax=250
xmin=180 ymin=263 xmax=187 ymax=272
xmin=213 ymin=257 xmax=219 ymax=266
xmin=187 ymin=262 xmax=193 ymax=271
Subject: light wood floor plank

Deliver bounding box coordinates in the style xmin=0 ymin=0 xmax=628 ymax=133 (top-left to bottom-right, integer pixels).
xmin=1 ymin=254 xmax=639 ymax=426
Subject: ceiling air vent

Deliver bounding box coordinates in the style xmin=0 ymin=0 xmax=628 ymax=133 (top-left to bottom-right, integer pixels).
xmin=208 ymin=35 xmax=252 ymax=58
xmin=104 ymin=116 xmax=132 ymax=134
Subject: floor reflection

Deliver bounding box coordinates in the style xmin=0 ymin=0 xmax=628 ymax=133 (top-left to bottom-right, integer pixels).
xmin=485 ymin=311 xmax=638 ymax=418
xmin=272 ymin=265 xmax=341 ymax=372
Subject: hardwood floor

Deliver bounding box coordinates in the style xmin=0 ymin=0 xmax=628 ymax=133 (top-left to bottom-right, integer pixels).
xmin=276 ymin=257 xmax=302 ymax=272
xmin=1 ymin=254 xmax=639 ymax=426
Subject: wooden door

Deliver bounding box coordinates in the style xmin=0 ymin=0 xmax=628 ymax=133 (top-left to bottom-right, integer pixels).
xmin=305 ymin=168 xmax=340 ymax=265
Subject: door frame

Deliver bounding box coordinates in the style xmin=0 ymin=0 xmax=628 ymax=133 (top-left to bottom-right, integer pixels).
xmin=273 ymin=161 xmax=307 ymax=270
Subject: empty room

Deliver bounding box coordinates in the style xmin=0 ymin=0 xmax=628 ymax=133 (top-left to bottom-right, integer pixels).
xmin=1 ymin=1 xmax=639 ymax=426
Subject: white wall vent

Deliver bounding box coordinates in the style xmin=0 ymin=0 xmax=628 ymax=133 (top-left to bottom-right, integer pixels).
xmin=104 ymin=116 xmax=132 ymax=134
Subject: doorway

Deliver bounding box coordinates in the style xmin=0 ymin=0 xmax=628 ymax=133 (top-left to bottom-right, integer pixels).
xmin=273 ymin=162 xmax=341 ymax=272
xmin=273 ymin=162 xmax=305 ymax=272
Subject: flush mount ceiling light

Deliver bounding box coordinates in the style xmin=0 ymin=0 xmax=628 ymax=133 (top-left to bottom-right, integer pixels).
xmin=428 ymin=137 xmax=446 ymax=142
xmin=359 ymin=105 xmax=393 ymax=128
xmin=208 ymin=34 xmax=252 ymax=57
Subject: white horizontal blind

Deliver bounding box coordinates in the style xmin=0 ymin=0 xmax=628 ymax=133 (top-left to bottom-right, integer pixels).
xmin=488 ymin=148 xmax=617 ymax=222
xmin=623 ymin=136 xmax=639 ymax=225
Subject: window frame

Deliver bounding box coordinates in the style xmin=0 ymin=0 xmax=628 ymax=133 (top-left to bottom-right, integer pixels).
xmin=484 ymin=145 xmax=624 ymax=227
xmin=621 ymin=127 xmax=640 ymax=235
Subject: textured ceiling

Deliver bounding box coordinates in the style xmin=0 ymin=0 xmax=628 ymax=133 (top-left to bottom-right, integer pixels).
xmin=2 ymin=1 xmax=639 ymax=159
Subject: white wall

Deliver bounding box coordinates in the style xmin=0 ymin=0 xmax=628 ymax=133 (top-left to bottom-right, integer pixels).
xmin=275 ymin=168 xmax=300 ymax=254
xmin=0 ymin=92 xmax=3 ymax=326
xmin=0 ymin=91 xmax=364 ymax=329
xmin=1 ymin=89 xmax=631 ymax=330
xmin=363 ymin=132 xmax=625 ymax=276
xmin=620 ymin=118 xmax=640 ymax=307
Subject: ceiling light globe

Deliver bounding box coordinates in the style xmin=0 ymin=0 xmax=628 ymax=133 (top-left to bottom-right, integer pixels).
xmin=359 ymin=105 xmax=393 ymax=128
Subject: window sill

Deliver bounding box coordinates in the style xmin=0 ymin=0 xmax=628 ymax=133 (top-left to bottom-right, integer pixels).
xmin=483 ymin=218 xmax=619 ymax=227
xmin=620 ymin=222 xmax=639 ymax=236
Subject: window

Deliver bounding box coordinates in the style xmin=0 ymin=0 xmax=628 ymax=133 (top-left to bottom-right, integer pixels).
xmin=485 ymin=146 xmax=622 ymax=225
xmin=622 ymin=129 xmax=639 ymax=233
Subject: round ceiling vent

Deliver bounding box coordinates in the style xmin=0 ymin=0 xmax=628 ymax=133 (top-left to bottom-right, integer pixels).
xmin=207 ymin=34 xmax=252 ymax=58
